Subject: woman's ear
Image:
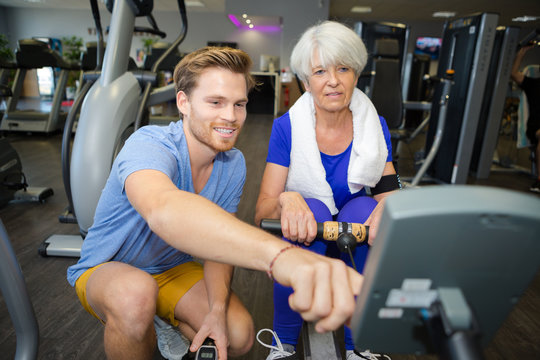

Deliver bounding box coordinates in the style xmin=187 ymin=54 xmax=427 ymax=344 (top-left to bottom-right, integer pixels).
xmin=303 ymin=80 xmax=311 ymax=93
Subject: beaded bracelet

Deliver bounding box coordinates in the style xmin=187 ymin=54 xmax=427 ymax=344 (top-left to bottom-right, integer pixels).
xmin=267 ymin=244 xmax=298 ymax=280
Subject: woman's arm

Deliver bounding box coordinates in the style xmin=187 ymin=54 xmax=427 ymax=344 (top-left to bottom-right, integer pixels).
xmin=255 ymin=163 xmax=318 ymax=244
xmin=254 ymin=163 xmax=288 ymax=225
xmin=365 ymin=161 xmax=399 ymax=245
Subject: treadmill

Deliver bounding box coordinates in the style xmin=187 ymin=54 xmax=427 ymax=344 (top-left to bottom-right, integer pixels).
xmin=1 ymin=39 xmax=76 ymax=133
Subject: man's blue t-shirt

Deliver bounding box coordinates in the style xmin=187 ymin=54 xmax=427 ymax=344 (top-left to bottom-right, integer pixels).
xmin=266 ymin=112 xmax=392 ymax=210
xmin=67 ymin=121 xmax=246 ymax=286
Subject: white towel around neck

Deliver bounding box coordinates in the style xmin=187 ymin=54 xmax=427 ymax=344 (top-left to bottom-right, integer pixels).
xmin=285 ymin=88 xmax=388 ymax=215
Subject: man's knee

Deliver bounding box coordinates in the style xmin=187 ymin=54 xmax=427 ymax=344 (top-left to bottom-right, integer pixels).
xmin=227 ymin=300 xmax=254 ymax=356
xmin=105 ymin=273 xmax=159 ymax=326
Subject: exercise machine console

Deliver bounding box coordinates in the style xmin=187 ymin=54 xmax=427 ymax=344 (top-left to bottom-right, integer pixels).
xmin=351 ymin=186 xmax=540 ymax=359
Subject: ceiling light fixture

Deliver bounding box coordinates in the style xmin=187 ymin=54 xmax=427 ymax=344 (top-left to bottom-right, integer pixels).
xmin=228 ymin=14 xmax=281 ymax=33
xmin=512 ymin=15 xmax=539 ymax=22
xmin=351 ymin=6 xmax=372 ymax=13
xmin=433 ymin=11 xmax=456 ymax=18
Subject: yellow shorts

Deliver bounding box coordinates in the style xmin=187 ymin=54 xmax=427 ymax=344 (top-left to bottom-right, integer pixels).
xmin=75 ymin=261 xmax=204 ymax=326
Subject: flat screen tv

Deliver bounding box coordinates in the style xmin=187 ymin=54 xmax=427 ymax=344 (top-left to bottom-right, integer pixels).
xmin=414 ymin=37 xmax=442 ymax=59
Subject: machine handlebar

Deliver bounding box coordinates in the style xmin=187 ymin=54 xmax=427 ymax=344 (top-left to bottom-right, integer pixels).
xmin=260 ymin=219 xmax=369 ymax=244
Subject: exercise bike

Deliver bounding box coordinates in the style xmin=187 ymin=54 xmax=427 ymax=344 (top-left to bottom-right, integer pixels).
xmin=260 ymin=219 xmax=370 ymax=360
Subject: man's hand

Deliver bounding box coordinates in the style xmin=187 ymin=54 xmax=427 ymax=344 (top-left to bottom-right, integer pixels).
xmin=190 ymin=309 xmax=229 ymax=360
xmin=270 ymin=247 xmax=363 ymax=333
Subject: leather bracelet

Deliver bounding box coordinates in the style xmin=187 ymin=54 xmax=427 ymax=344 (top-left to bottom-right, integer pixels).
xmin=267 ymin=245 xmax=298 ymax=280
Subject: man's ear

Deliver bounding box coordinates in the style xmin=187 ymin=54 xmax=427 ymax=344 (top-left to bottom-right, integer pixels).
xmin=176 ymin=91 xmax=190 ymax=116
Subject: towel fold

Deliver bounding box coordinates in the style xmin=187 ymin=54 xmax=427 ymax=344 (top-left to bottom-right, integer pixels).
xmin=285 ymin=88 xmax=387 ymax=214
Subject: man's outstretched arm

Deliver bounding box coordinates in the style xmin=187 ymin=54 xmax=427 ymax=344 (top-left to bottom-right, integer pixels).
xmin=125 ymin=169 xmax=363 ymax=332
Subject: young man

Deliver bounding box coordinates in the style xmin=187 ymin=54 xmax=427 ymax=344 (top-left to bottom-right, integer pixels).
xmin=67 ymin=47 xmax=363 ymax=360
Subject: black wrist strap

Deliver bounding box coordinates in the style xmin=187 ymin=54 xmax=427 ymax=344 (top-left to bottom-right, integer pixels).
xmin=371 ymin=174 xmax=402 ymax=195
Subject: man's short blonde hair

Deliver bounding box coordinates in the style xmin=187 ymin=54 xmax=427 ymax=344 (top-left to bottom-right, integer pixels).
xmin=173 ymin=46 xmax=255 ymax=96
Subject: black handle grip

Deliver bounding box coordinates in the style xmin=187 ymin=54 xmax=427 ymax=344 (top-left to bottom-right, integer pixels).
xmin=260 ymin=219 xmax=368 ymax=243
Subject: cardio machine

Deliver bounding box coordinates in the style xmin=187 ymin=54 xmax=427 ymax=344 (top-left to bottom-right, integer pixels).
xmin=0 ymin=219 xmax=39 ymax=360
xmin=0 ymin=38 xmax=76 ymax=133
xmin=0 ymin=82 xmax=54 ymax=207
xmin=262 ymin=186 xmax=540 ymax=360
xmin=40 ymin=0 xmax=188 ymax=257
xmin=351 ymin=185 xmax=540 ymax=360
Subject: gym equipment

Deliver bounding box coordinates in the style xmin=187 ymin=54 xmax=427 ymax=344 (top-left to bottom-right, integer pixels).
xmin=351 ymin=186 xmax=540 ymax=359
xmin=0 ymin=84 xmax=54 ymax=207
xmin=480 ymin=28 xmax=540 ymax=179
xmin=194 ymin=338 xmax=218 ymax=360
xmin=470 ymin=26 xmax=520 ymax=178
xmin=0 ymin=138 xmax=54 ymax=206
xmin=260 ymin=219 xmax=369 ymax=360
xmin=0 ymin=219 xmax=39 ymax=360
xmin=364 ymin=44 xmax=454 ymax=187
xmin=0 ymin=39 xmax=76 ymax=133
xmin=359 ymin=36 xmax=455 ymax=187
xmin=40 ymin=0 xmax=187 ymax=257
xmin=403 ymin=53 xmax=431 ymax=129
xmin=354 ymin=21 xmax=410 ymax=97
xmin=260 ymin=219 xmax=368 ymax=246
xmin=406 ymin=71 xmax=454 ymax=187
xmin=370 ymin=39 xmax=404 ymax=133
xmin=142 ymin=41 xmax=183 ymax=125
xmin=518 ymin=28 xmax=540 ymax=48
xmin=424 ymin=13 xmax=499 ymax=184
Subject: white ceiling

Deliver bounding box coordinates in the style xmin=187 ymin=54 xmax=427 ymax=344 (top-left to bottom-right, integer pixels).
xmin=0 ymin=0 xmax=538 ymax=27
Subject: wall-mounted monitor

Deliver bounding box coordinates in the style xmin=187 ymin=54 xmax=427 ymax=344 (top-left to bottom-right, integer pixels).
xmin=414 ymin=37 xmax=442 ymax=59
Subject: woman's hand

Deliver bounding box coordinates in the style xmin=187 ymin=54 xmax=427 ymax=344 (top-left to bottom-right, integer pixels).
xmin=278 ymin=192 xmax=318 ymax=245
xmin=364 ymin=197 xmax=386 ymax=245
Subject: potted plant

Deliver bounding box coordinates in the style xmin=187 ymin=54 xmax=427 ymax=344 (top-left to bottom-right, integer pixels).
xmin=61 ymin=35 xmax=83 ymax=99
xmin=0 ymin=34 xmax=14 ymax=64
xmin=0 ymin=34 xmax=15 ymax=90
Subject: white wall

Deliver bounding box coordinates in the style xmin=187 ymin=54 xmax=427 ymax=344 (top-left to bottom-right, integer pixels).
xmin=226 ymin=0 xmax=330 ymax=69
xmin=0 ymin=7 xmax=8 ymax=36
xmin=0 ymin=6 xmax=283 ymax=71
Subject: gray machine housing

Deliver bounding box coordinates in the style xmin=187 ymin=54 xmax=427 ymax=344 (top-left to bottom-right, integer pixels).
xmin=351 ymin=185 xmax=540 ymax=354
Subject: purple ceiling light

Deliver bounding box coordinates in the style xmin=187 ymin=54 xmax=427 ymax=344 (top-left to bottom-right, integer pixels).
xmin=228 ymin=14 xmax=282 ymax=33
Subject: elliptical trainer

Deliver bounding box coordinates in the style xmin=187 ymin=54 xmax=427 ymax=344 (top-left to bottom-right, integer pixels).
xmin=40 ymin=0 xmax=187 ymax=257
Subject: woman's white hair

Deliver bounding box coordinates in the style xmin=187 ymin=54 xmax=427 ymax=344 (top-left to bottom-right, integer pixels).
xmin=290 ymin=21 xmax=367 ymax=82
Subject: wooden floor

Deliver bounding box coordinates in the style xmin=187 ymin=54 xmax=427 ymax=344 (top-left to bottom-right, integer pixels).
xmin=0 ymin=113 xmax=539 ymax=360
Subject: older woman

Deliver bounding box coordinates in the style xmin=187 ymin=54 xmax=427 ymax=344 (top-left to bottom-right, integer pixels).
xmin=255 ymin=21 xmax=400 ymax=360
